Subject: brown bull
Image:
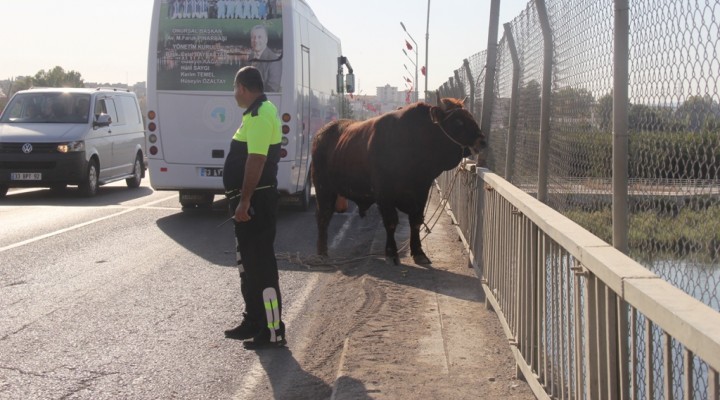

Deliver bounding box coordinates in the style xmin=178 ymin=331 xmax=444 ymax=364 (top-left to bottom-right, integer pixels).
xmin=311 ymin=96 xmax=486 ymax=264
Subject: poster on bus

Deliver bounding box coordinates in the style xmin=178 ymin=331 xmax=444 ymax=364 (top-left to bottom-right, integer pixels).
xmin=156 ymin=0 xmax=283 ymax=92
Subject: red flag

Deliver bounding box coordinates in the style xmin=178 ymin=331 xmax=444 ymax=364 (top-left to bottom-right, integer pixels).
xmin=421 ymin=66 xmax=426 ymax=76
xmin=405 ymin=40 xmax=413 ymax=51
xmin=405 ymin=76 xmax=412 ymax=83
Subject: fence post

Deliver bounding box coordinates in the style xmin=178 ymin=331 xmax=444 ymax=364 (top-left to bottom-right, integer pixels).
xmin=504 ymin=23 xmax=520 ymax=183
xmin=454 ymin=70 xmax=464 ymax=98
xmin=534 ymin=0 xmax=553 ymax=203
xmin=480 ymin=0 xmax=501 ymax=146
xmin=463 ymin=59 xmax=475 ymax=113
xmin=613 ymin=0 xmax=629 ymax=254
xmin=613 ymin=2 xmax=631 ymax=399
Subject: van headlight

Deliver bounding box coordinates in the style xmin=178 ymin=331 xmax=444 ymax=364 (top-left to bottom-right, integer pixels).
xmin=57 ymin=141 xmax=85 ymax=153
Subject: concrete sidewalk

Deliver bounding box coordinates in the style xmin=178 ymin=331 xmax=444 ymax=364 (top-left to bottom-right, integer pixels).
xmin=327 ymin=194 xmax=535 ymax=399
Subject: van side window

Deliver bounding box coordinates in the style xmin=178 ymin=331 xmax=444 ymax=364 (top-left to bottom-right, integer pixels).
xmin=120 ymin=96 xmax=142 ymax=124
xmin=95 ymin=98 xmax=119 ymax=124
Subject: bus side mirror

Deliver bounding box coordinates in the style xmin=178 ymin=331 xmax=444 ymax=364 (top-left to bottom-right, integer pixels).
xmin=345 ymin=73 xmax=355 ymax=94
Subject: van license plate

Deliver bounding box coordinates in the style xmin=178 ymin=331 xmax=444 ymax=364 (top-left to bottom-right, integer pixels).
xmin=11 ymin=172 xmax=42 ymax=181
xmin=199 ymin=167 xmax=223 ymax=177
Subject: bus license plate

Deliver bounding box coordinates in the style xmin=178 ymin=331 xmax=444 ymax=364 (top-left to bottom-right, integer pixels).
xmin=11 ymin=172 xmax=42 ymax=181
xmin=199 ymin=167 xmax=223 ymax=177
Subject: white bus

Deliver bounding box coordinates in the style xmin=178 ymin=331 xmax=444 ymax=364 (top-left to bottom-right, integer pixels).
xmin=146 ymin=0 xmax=353 ymax=209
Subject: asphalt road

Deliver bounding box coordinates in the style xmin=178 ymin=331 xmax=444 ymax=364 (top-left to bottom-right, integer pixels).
xmin=0 ymin=180 xmax=372 ymax=399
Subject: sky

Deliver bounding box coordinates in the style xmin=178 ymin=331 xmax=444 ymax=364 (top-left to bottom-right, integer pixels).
xmin=0 ymin=0 xmax=530 ymax=96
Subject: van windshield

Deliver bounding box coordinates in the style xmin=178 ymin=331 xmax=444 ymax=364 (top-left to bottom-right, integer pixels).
xmin=0 ymin=92 xmax=92 ymax=124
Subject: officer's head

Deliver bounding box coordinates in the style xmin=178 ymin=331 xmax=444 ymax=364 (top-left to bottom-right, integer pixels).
xmin=234 ymin=66 xmax=264 ymax=108
xmin=234 ymin=66 xmax=264 ymax=93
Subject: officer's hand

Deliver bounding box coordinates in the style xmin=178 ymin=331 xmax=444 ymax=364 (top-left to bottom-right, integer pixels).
xmin=234 ymin=200 xmax=252 ymax=222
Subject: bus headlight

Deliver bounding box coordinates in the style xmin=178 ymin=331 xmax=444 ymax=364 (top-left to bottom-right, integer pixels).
xmin=57 ymin=141 xmax=85 ymax=153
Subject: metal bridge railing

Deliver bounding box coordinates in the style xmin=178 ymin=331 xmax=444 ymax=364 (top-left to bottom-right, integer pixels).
xmin=437 ymin=165 xmax=720 ymax=400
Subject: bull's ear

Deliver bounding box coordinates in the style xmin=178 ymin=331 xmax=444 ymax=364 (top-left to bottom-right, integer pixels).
xmin=436 ymin=91 xmax=446 ymax=112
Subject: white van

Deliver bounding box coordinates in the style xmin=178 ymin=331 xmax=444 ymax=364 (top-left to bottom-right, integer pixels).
xmin=0 ymin=88 xmax=146 ymax=197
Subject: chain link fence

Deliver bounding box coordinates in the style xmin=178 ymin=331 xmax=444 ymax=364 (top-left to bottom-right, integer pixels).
xmin=438 ymin=1 xmax=720 ymax=398
xmin=441 ymin=0 xmax=719 ymax=311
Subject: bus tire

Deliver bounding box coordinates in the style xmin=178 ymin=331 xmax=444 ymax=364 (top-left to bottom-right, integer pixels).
xmin=0 ymin=184 xmax=8 ymax=199
xmin=179 ymin=191 xmax=214 ymax=209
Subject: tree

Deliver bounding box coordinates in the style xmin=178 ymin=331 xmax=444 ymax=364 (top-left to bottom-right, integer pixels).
xmin=553 ymin=86 xmax=595 ymax=120
xmin=340 ymin=94 xmax=354 ymax=119
xmin=31 ymin=66 xmax=84 ymax=88
xmin=676 ymin=95 xmax=720 ymax=132
xmin=595 ymin=93 xmax=613 ymax=130
xmin=518 ymin=80 xmax=541 ymax=130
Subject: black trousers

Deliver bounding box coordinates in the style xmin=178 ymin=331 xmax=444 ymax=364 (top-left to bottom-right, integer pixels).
xmin=229 ymin=188 xmax=282 ymax=329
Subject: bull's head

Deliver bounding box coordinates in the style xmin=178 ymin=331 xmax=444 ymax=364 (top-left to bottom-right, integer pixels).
xmin=430 ymin=92 xmax=486 ymax=156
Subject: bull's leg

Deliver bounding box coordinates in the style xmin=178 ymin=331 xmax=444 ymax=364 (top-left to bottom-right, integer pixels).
xmin=315 ymin=190 xmax=336 ymax=257
xmin=408 ymin=209 xmax=431 ymax=265
xmin=377 ymin=203 xmax=400 ymax=265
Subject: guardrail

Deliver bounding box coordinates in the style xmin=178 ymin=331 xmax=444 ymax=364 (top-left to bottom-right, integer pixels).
xmin=436 ymin=165 xmax=720 ymax=400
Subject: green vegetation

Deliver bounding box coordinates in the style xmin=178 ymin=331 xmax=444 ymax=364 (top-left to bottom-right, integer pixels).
xmin=564 ymin=204 xmax=720 ymax=254
xmin=1 ymin=66 xmax=85 ymax=110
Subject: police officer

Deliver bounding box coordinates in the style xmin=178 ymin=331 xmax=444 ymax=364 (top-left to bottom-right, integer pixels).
xmin=222 ymin=66 xmax=285 ymax=348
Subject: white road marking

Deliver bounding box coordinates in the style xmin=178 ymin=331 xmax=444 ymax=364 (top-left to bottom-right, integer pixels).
xmin=0 ymin=194 xmax=177 ymax=253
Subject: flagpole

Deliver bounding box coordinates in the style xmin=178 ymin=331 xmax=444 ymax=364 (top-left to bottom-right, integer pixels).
xmin=424 ymin=0 xmax=430 ymax=101
xmin=400 ymin=22 xmax=419 ymax=102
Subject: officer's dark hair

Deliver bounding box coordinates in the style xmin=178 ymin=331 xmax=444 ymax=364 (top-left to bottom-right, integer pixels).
xmin=234 ymin=66 xmax=264 ymax=93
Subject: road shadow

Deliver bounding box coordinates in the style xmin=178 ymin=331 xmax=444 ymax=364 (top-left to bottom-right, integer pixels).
xmin=1 ymin=186 xmax=155 ymax=206
xmin=154 ymin=197 xmax=320 ymax=269
xmin=155 ymin=200 xmax=235 ymax=266
xmin=244 ymin=346 xmax=371 ymax=400
xmin=318 ymin=204 xmax=486 ymax=305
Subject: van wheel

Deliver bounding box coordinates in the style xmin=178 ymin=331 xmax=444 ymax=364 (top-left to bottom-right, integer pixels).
xmin=126 ymin=155 xmax=143 ymax=188
xmin=0 ymin=184 xmax=8 ymax=199
xmin=79 ymin=160 xmax=99 ymax=197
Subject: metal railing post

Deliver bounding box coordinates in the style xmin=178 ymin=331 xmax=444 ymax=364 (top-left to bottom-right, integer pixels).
xmin=504 ymin=23 xmax=520 ymax=183
xmin=534 ymin=0 xmax=553 ymax=203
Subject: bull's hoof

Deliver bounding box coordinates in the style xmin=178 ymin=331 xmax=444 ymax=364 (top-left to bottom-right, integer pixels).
xmin=385 ymin=249 xmax=399 ymax=265
xmin=413 ymin=253 xmax=432 ymax=265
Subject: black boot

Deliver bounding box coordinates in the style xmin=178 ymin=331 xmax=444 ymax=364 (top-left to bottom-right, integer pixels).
xmin=243 ymin=322 xmax=286 ymax=349
xmin=224 ymin=313 xmax=261 ymax=340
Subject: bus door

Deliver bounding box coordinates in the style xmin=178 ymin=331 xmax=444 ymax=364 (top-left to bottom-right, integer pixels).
xmin=297 ymin=45 xmax=311 ymax=190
